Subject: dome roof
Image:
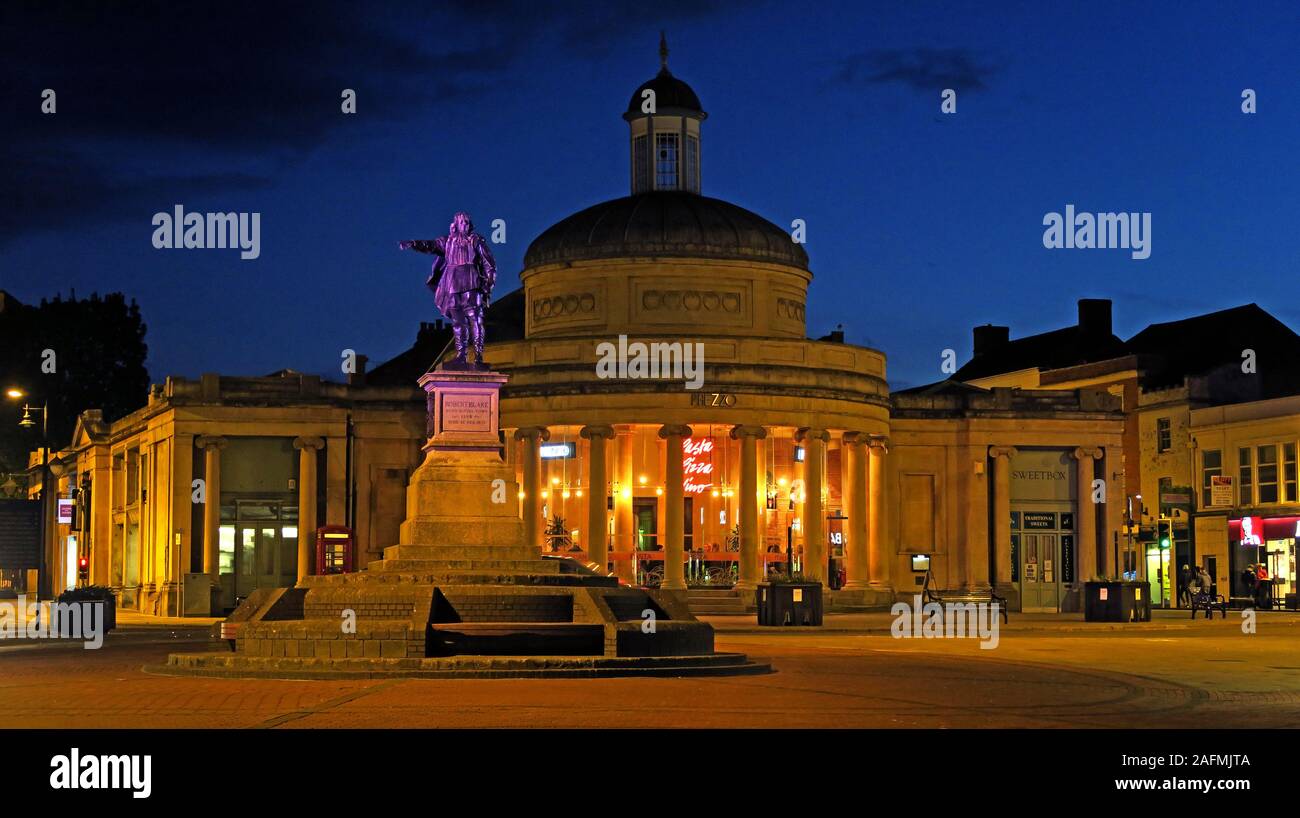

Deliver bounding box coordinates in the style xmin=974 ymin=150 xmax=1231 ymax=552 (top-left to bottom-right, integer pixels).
xmin=625 ymin=68 xmax=704 ymax=116
xmin=523 ymin=192 xmax=809 ymax=271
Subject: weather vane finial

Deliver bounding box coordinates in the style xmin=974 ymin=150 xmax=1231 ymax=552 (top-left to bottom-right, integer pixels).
xmin=659 ymin=31 xmax=669 ymax=73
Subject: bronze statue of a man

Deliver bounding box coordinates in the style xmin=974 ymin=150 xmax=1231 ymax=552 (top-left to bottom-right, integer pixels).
xmin=399 ymin=212 xmax=497 ymax=367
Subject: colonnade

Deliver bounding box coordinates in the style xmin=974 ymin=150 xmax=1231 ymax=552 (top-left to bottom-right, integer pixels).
xmin=512 ymin=424 xmax=891 ymax=589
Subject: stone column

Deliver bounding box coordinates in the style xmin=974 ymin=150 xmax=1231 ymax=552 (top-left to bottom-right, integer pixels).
xmin=614 ymin=427 xmax=636 ymax=582
xmin=1101 ymin=447 xmax=1120 ymax=578
xmin=513 ymin=427 xmax=549 ymax=550
xmin=989 ymin=446 xmax=1018 ymax=589
xmin=659 ymin=424 xmax=692 ymax=591
xmin=195 ymin=436 xmax=227 ymax=584
xmin=796 ymin=428 xmax=830 ymax=585
xmin=293 ymin=436 xmax=324 ymax=581
xmin=842 ymin=432 xmax=870 ymax=589
xmin=580 ymin=425 xmax=615 ymax=569
xmin=868 ymin=435 xmax=891 ymax=589
xmin=730 ymin=425 xmax=767 ymax=590
xmin=1072 ymin=446 xmax=1102 ymax=583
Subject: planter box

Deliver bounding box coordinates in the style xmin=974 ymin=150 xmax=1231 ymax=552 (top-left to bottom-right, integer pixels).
xmin=756 ymin=582 xmax=823 ymax=626
xmin=55 ymin=589 xmax=117 ymax=632
xmin=1083 ymin=581 xmax=1150 ymax=623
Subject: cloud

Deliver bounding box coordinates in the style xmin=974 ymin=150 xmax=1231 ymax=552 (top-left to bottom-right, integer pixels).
xmin=0 ymin=0 xmax=736 ymax=245
xmin=830 ymin=47 xmax=1000 ymax=92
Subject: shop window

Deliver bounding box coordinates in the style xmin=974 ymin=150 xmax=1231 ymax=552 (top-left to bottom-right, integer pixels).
xmin=1239 ymin=448 xmax=1253 ymax=506
xmin=1156 ymin=418 xmax=1171 ymax=453
xmin=1285 ymin=443 xmax=1297 ymax=503
xmin=218 ymin=526 xmax=235 ymax=574
xmin=1258 ymin=444 xmax=1278 ymax=504
xmin=1201 ymin=449 xmax=1221 ymax=508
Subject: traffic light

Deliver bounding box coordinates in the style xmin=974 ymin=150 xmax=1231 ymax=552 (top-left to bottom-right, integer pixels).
xmin=77 ymin=555 xmax=89 ymax=583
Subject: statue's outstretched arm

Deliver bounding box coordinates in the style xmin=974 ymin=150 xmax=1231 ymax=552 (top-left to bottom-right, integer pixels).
xmin=399 ymin=238 xmax=445 ymax=255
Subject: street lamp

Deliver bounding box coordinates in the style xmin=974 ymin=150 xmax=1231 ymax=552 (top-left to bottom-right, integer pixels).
xmin=6 ymin=388 xmax=50 ymax=599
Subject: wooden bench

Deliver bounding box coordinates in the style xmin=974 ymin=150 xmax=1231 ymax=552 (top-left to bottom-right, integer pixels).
xmin=219 ymin=621 xmax=241 ymax=651
xmin=1190 ymin=592 xmax=1228 ymax=619
xmin=921 ymin=569 xmax=1008 ymax=623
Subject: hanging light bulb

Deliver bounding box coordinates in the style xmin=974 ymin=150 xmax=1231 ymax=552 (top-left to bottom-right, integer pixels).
xmin=541 ymin=490 xmax=549 ymax=499
xmin=551 ymin=476 xmax=560 ymax=486
xmin=517 ymin=490 xmax=526 ymax=500
xmin=655 ymin=486 xmax=664 ymax=496
xmin=711 ymin=488 xmax=720 ymax=498
xmin=575 ymin=489 xmax=584 ymax=498
xmin=639 ymin=474 xmax=648 ymax=485
xmin=622 ymin=487 xmax=632 ymax=499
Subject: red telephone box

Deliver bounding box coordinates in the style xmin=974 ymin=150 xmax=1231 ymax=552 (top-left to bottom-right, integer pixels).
xmin=315 ymin=525 xmax=354 ymax=574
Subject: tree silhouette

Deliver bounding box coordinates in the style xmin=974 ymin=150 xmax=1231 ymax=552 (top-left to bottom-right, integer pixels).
xmin=0 ymin=291 xmax=150 ymax=472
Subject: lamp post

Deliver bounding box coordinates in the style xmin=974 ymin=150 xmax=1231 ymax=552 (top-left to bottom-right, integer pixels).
xmin=7 ymin=388 xmax=49 ymax=599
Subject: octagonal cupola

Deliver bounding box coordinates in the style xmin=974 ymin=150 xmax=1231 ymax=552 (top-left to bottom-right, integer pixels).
xmin=623 ymin=33 xmax=706 ymax=194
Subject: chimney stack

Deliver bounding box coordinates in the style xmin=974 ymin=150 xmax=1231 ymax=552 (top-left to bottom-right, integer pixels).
xmin=347 ymin=354 xmax=370 ymax=386
xmin=1078 ymin=298 xmax=1112 ymax=338
xmin=973 ymin=324 xmax=1009 ymax=357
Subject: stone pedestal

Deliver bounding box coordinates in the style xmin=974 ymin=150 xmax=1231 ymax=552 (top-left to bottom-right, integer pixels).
xmin=400 ymin=367 xmax=523 ymax=551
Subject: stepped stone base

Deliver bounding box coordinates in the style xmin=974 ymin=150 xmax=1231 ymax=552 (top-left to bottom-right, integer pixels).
xmin=166 ymin=367 xmax=769 ymax=680
xmin=157 ymin=651 xmax=771 ymax=679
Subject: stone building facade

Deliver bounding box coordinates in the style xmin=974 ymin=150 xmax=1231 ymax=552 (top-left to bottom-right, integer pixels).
xmin=28 ymin=45 xmax=1128 ymax=615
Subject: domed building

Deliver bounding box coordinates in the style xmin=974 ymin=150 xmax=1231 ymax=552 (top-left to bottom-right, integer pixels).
xmin=43 ymin=39 xmax=1128 ymax=617
xmin=484 ymin=37 xmax=1127 ymax=612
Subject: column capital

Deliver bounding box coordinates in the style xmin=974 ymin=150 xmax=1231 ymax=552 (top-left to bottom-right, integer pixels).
xmin=579 ymin=424 xmax=616 ymax=441
xmin=795 ymin=427 xmax=830 ymax=444
xmin=293 ymin=435 xmax=325 ymax=451
xmin=729 ymin=424 xmax=767 ymax=441
xmin=513 ymin=426 xmax=551 ymax=443
xmin=658 ymin=424 xmax=693 ymax=440
xmin=988 ymin=445 xmax=1018 ymax=459
xmin=195 ymin=435 xmax=228 ymax=451
xmin=867 ymin=434 xmax=890 ymax=452
xmin=1071 ymin=446 xmax=1103 ymax=461
xmin=841 ymin=431 xmax=870 ymax=447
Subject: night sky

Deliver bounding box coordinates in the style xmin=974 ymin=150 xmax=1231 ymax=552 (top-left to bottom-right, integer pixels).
xmin=3 ymin=0 xmax=1298 ymax=390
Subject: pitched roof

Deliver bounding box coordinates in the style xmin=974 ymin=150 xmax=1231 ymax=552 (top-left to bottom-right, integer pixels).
xmin=953 ymin=325 xmax=1128 ymax=381
xmin=1126 ymin=303 xmax=1300 ymax=395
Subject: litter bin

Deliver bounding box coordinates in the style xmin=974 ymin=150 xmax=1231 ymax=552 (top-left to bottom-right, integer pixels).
xmin=756 ymin=582 xmax=823 ymax=626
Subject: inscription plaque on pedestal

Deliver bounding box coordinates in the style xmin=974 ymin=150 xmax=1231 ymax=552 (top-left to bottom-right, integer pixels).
xmin=440 ymin=393 xmax=493 ymax=433
xmin=419 ymin=367 xmax=508 ymax=453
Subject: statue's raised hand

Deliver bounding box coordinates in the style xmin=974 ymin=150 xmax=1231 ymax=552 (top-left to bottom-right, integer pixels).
xmin=398 ymin=240 xmax=413 ymax=251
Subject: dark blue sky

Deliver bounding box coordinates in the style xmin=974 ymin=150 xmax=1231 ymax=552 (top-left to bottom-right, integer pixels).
xmin=3 ymin=0 xmax=1298 ymax=389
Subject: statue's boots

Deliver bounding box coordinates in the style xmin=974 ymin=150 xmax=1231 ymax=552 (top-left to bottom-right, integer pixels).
xmin=467 ymin=305 xmax=485 ymax=365
xmin=451 ymin=318 xmax=469 ymax=363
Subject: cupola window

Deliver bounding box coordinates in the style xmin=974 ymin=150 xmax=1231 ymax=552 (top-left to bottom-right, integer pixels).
xmin=655 ymin=133 xmax=679 ymax=189
xmin=685 ymin=135 xmax=700 ymax=193
xmin=633 ymin=135 xmax=649 ymax=192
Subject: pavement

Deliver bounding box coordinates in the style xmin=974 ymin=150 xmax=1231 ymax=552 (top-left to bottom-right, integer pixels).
xmin=704 ymin=607 xmax=1300 ymax=633
xmin=1 ymin=607 xmax=1297 ymax=728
